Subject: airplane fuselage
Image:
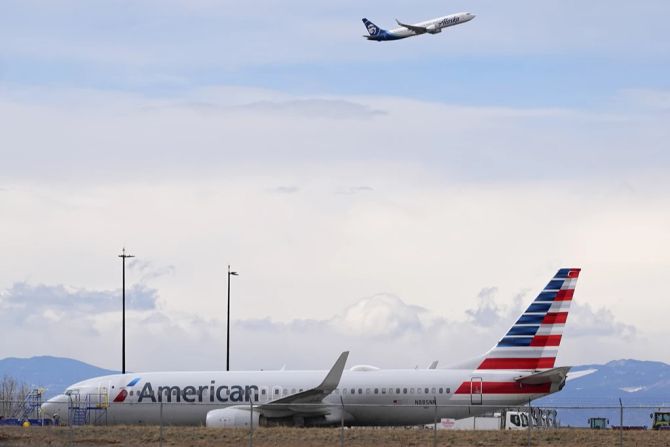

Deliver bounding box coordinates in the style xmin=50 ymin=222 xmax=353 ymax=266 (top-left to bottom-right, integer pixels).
xmin=43 ymin=368 xmax=556 ymax=426
xmin=365 ymin=12 xmax=475 ymax=41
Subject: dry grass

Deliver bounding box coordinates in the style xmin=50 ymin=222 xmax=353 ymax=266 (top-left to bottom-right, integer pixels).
xmin=0 ymin=426 xmax=669 ymax=447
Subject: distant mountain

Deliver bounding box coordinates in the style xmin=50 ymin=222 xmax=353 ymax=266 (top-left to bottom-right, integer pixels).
xmin=0 ymin=356 xmax=116 ymax=398
xmin=537 ymin=359 xmax=670 ymax=427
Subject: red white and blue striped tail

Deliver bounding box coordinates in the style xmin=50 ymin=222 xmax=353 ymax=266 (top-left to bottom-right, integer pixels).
xmin=475 ymin=268 xmax=581 ymax=371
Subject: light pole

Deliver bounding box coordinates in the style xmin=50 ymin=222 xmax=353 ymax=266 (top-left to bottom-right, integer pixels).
xmin=227 ymin=265 xmax=238 ymax=371
xmin=118 ymin=248 xmax=134 ymax=374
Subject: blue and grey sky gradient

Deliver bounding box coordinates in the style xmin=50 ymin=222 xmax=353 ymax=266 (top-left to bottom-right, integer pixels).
xmin=1 ymin=0 xmax=668 ymax=372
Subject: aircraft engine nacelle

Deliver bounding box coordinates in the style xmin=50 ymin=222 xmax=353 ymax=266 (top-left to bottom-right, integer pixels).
xmin=206 ymin=406 xmax=260 ymax=428
xmin=426 ymin=25 xmax=441 ymax=34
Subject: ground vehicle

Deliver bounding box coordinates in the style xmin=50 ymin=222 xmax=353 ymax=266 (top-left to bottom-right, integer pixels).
xmin=588 ymin=417 xmax=609 ymax=429
xmin=650 ymin=412 xmax=670 ymax=430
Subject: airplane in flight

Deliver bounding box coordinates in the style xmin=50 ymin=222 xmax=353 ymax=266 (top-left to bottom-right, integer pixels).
xmin=42 ymin=268 xmax=582 ymax=427
xmin=362 ymin=12 xmax=475 ymax=42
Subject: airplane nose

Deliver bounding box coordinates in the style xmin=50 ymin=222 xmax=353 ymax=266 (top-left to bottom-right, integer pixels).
xmin=41 ymin=394 xmax=69 ymax=421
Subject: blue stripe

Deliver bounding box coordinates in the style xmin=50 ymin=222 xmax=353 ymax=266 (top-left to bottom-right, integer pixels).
xmin=507 ymin=325 xmax=540 ymax=336
xmin=535 ymin=291 xmax=557 ymax=302
xmin=516 ymin=314 xmax=545 ymax=324
xmin=544 ymin=279 xmax=564 ymax=290
xmin=127 ymin=378 xmax=141 ymax=387
xmin=497 ymin=337 xmax=533 ymax=347
xmin=555 ymin=269 xmax=571 ymax=278
xmin=527 ymin=303 xmax=552 ymax=313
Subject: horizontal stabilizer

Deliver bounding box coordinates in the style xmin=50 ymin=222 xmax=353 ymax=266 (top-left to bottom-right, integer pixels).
xmin=515 ymin=366 xmax=571 ymax=385
xmin=566 ymin=368 xmax=597 ymax=381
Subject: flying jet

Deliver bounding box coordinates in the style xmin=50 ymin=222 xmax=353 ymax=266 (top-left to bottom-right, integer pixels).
xmin=42 ymin=268 xmax=582 ymax=427
xmin=362 ymin=12 xmax=475 ymax=42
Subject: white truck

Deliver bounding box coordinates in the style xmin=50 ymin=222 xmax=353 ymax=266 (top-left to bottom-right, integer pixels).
xmin=438 ymin=411 xmax=529 ymax=430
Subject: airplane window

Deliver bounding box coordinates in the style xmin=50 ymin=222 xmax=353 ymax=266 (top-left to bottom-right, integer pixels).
xmin=403 ymin=388 xmax=407 ymax=394
xmin=291 ymin=388 xmax=296 ymax=394
xmin=446 ymin=388 xmax=451 ymax=394
xmin=410 ymin=388 xmax=415 ymax=394
xmin=358 ymin=388 xmax=362 ymax=394
xmin=381 ymin=388 xmax=386 ymax=394
xmin=366 ymin=388 xmax=370 ymax=395
xmin=425 ymin=388 xmax=430 ymax=394
xmin=351 ymin=388 xmax=355 ymax=394
xmin=396 ymin=388 xmax=400 ymax=394
xmin=261 ymin=389 xmax=266 ymax=395
xmin=283 ymin=389 xmax=288 ymax=396
xmin=439 ymin=388 xmax=443 ymax=394
xmin=388 ymin=388 xmax=393 ymax=395
xmin=431 ymin=388 xmax=436 ymax=394
xmin=299 ymin=389 xmax=303 ymax=392
xmin=417 ymin=388 xmax=422 ymax=394
xmin=274 ymin=389 xmax=279 ymax=395
xmin=129 ymin=391 xmax=134 ymax=396
xmin=374 ymin=388 xmax=379 ymax=394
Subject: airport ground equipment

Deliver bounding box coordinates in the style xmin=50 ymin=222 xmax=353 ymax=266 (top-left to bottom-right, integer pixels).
xmin=588 ymin=417 xmax=609 ymax=429
xmin=66 ymin=387 xmax=109 ymax=425
xmin=650 ymin=411 xmax=670 ymax=430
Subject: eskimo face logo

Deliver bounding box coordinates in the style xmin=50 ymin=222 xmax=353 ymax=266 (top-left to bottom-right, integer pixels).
xmin=367 ymin=24 xmax=378 ymax=35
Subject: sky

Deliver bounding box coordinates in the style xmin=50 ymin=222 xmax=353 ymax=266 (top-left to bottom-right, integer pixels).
xmin=1 ymin=0 xmax=669 ymax=374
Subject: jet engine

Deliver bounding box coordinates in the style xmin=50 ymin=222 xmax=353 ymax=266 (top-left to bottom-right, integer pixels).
xmin=426 ymin=25 xmax=441 ymax=34
xmin=206 ymin=406 xmax=260 ymax=428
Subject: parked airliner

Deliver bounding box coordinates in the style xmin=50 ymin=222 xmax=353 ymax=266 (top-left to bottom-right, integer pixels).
xmin=42 ymin=268 xmax=581 ymax=427
xmin=363 ymin=12 xmax=475 ymax=42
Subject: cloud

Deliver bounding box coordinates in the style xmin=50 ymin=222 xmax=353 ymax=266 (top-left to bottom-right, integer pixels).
xmin=234 ymin=100 xmax=386 ymax=120
xmin=332 ymin=293 xmax=426 ymax=337
xmin=269 ymin=186 xmax=300 ymax=194
xmin=335 ymin=186 xmax=374 ymax=195
xmin=565 ymin=303 xmax=637 ymax=340
xmin=0 ymin=278 xmax=648 ymax=372
xmin=0 ymin=282 xmax=158 ymax=321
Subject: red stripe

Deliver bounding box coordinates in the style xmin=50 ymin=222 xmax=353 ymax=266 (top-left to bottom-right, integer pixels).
xmin=530 ymin=335 xmax=562 ymax=347
xmin=542 ymin=312 xmax=568 ymax=324
xmin=555 ymin=289 xmax=574 ymax=301
xmin=455 ymin=381 xmax=551 ymax=395
xmin=478 ymin=357 xmax=556 ymax=370
xmin=113 ymin=389 xmax=127 ymax=403
xmin=568 ymin=269 xmax=580 ymax=278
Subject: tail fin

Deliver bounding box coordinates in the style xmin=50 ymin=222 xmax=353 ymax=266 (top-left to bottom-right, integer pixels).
xmin=463 ymin=268 xmax=581 ymax=371
xmin=362 ymin=18 xmax=383 ymax=36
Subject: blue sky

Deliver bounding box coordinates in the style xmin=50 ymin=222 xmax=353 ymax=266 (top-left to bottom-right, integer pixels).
xmin=2 ymin=0 xmax=668 ymax=106
xmin=1 ymin=0 xmax=669 ymax=371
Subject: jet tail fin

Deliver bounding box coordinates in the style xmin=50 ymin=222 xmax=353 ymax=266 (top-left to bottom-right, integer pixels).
xmin=451 ymin=268 xmax=581 ymax=371
xmin=362 ymin=18 xmax=384 ymax=37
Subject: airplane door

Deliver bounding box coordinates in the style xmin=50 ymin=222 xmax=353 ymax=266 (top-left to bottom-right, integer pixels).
xmin=470 ymin=377 xmax=483 ymax=405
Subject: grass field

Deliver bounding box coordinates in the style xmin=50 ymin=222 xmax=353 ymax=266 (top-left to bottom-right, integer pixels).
xmin=1 ymin=426 xmax=669 ymax=446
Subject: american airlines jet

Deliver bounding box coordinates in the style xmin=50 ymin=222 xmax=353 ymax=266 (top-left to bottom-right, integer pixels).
xmin=363 ymin=12 xmax=475 ymax=42
xmin=42 ymin=268 xmax=580 ymax=427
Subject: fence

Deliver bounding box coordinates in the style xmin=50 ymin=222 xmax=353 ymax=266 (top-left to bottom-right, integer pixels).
xmin=1 ymin=400 xmax=669 ymax=447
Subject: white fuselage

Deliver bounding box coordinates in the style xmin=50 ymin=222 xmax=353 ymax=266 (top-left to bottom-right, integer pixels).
xmin=42 ymin=368 xmax=555 ymax=426
xmin=389 ymin=12 xmax=474 ymax=38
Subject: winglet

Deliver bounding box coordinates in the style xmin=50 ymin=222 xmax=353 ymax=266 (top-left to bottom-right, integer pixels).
xmin=316 ymin=351 xmax=349 ymax=391
xmin=427 ymin=361 xmax=439 ymax=370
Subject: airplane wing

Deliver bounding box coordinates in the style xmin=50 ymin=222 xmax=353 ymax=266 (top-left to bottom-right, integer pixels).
xmin=395 ymin=19 xmax=428 ymax=34
xmin=515 ymin=367 xmax=571 ymax=385
xmin=259 ymin=351 xmax=349 ymax=418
